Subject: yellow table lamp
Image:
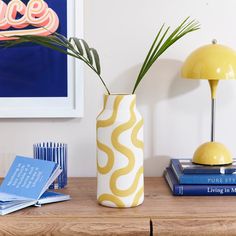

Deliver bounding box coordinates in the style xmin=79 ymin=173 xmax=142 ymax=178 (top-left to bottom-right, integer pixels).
xmin=181 ymin=40 xmax=236 ymax=165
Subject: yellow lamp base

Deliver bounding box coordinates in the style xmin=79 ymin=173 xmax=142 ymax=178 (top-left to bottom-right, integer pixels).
xmin=192 ymin=142 xmax=233 ymax=165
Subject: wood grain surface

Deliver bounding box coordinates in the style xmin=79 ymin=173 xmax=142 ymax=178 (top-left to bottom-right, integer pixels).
xmin=0 ymin=178 xmax=236 ymax=235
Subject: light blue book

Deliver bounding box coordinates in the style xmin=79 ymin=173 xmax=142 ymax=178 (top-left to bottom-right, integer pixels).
xmin=0 ymin=156 xmax=70 ymax=215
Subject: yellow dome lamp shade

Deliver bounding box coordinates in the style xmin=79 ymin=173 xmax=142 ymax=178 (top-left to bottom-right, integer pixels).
xmin=181 ymin=40 xmax=236 ymax=165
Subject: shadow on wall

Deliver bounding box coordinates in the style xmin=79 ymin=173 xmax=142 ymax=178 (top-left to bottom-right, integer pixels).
xmin=112 ymin=59 xmax=200 ymax=176
xmin=144 ymin=155 xmax=171 ymax=177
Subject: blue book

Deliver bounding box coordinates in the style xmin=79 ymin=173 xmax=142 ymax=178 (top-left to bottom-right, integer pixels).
xmin=164 ymin=167 xmax=236 ymax=196
xmin=37 ymin=191 xmax=70 ymax=205
xmin=0 ymin=156 xmax=70 ymax=215
xmin=176 ymin=158 xmax=236 ymax=174
xmin=0 ymin=191 xmax=70 ymax=211
xmin=171 ymin=159 xmax=236 ymax=184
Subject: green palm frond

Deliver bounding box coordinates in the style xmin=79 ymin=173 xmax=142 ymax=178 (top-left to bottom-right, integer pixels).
xmin=0 ymin=34 xmax=110 ymax=94
xmin=132 ymin=17 xmax=200 ymax=94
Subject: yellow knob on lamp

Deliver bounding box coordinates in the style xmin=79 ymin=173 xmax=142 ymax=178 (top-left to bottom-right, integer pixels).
xmin=181 ymin=40 xmax=236 ymax=165
xmin=193 ymin=142 xmax=232 ymax=165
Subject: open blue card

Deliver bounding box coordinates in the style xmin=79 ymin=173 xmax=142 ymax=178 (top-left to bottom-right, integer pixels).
xmin=0 ymin=156 xmax=70 ymax=215
xmin=0 ymin=156 xmax=58 ymax=200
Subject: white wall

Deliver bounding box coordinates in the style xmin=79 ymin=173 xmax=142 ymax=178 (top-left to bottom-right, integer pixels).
xmin=0 ymin=0 xmax=236 ymax=176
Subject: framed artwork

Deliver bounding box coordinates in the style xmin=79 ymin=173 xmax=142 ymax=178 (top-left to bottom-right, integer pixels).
xmin=0 ymin=0 xmax=84 ymax=118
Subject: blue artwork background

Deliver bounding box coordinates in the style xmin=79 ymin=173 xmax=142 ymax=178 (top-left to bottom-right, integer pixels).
xmin=0 ymin=0 xmax=67 ymax=97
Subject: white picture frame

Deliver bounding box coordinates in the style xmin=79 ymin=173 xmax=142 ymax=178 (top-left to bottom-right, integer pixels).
xmin=0 ymin=0 xmax=84 ymax=118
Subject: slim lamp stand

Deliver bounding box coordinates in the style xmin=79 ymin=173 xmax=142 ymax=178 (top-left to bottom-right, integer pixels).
xmin=211 ymin=98 xmax=215 ymax=142
xmin=209 ymin=79 xmax=218 ymax=142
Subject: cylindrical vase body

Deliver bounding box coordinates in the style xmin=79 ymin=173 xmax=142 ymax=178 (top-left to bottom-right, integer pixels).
xmin=96 ymin=94 xmax=144 ymax=208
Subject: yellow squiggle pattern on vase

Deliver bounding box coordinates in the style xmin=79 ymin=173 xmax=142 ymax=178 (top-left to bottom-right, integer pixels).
xmin=97 ymin=95 xmax=144 ymax=207
xmin=132 ymin=186 xmax=144 ymax=207
xmin=97 ymin=141 xmax=114 ymax=174
xmin=98 ymin=194 xmax=125 ymax=207
xmin=110 ymin=98 xmax=143 ymax=197
xmin=97 ymin=96 xmax=123 ymax=175
xmin=130 ymin=119 xmax=144 ymax=206
xmin=131 ymin=119 xmax=144 ymax=149
xmin=97 ymin=96 xmax=123 ymax=128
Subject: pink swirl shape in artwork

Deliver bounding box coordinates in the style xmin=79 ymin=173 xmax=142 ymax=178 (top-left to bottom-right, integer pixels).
xmin=0 ymin=0 xmax=59 ymax=40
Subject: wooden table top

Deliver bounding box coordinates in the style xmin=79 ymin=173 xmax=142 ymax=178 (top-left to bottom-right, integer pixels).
xmin=0 ymin=177 xmax=236 ymax=235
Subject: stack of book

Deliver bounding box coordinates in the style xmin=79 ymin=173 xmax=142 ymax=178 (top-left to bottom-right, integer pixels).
xmin=164 ymin=159 xmax=236 ymax=196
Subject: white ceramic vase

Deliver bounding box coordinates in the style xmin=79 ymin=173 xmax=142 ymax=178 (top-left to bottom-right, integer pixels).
xmin=96 ymin=94 xmax=144 ymax=208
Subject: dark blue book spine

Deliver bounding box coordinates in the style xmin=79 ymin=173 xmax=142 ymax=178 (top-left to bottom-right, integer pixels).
xmin=171 ymin=160 xmax=236 ymax=185
xmin=165 ymin=167 xmax=236 ymax=196
xmin=173 ymin=185 xmax=236 ymax=196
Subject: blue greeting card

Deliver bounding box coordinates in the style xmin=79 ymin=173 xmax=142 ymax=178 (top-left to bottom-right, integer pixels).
xmin=0 ymin=156 xmax=58 ymax=199
xmin=0 ymin=156 xmax=69 ymax=215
